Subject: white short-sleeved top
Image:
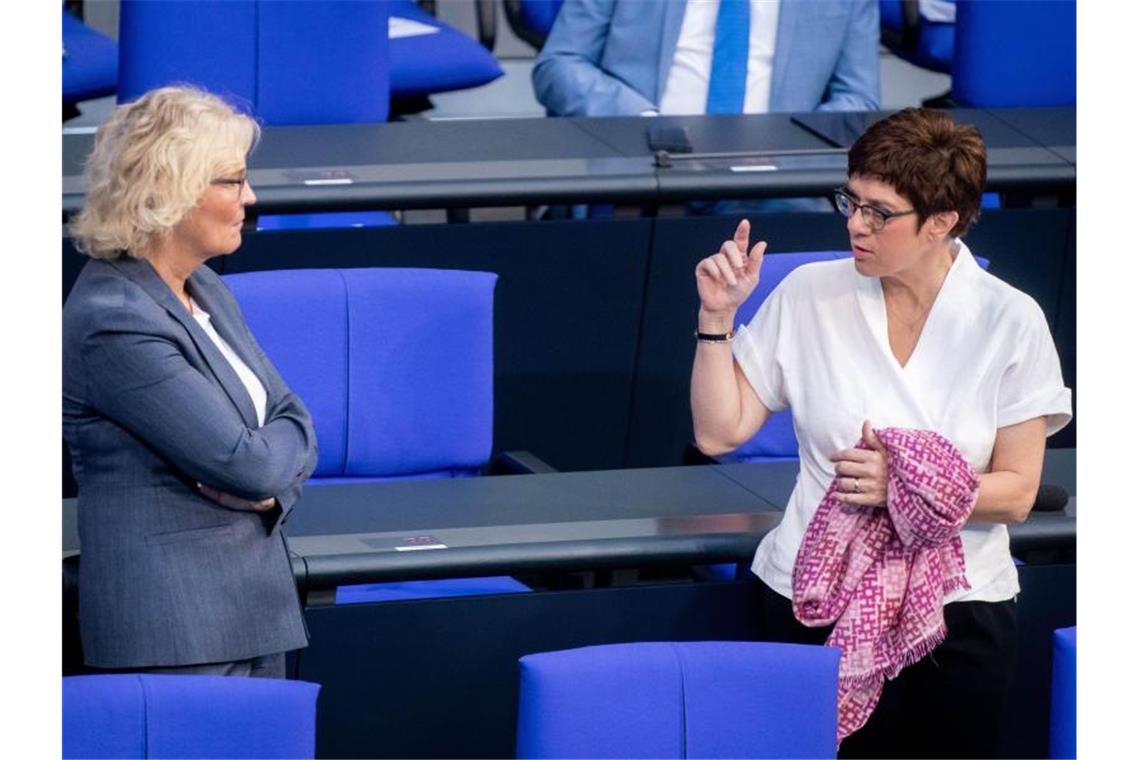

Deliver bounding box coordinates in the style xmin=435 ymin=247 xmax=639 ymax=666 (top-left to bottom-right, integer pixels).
xmin=731 ymin=242 xmax=1072 ymax=603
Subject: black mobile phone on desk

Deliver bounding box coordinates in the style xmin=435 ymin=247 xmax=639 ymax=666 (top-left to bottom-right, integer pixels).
xmin=647 ymin=125 xmax=693 ymax=154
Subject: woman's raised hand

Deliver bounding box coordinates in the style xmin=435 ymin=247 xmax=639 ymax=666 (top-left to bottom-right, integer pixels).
xmin=694 ymin=219 xmax=767 ymax=318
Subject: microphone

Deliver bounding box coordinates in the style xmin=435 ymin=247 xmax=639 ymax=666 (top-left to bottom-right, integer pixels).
xmin=1032 ymin=484 xmax=1070 ymax=513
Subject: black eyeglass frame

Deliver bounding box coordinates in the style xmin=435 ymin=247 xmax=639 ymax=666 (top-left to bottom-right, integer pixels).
xmin=832 ymin=187 xmax=917 ymax=232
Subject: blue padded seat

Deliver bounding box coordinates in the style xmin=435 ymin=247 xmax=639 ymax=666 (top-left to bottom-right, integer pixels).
xmin=719 ymin=251 xmax=849 ymax=463
xmin=118 ymin=0 xmax=390 ymax=125
xmin=224 ymin=268 xmax=528 ymax=601
xmin=62 ymin=12 xmax=118 ymax=105
xmin=951 ymin=0 xmax=1076 ymax=107
xmin=223 ymin=268 xmax=494 ymax=480
xmin=63 ymin=674 xmax=320 ymax=759
xmin=256 ymin=211 xmax=398 ymax=231
xmin=519 ymin=0 xmax=564 ymax=41
xmin=1050 ymin=626 xmax=1076 ymax=759
xmin=517 ymin=641 xmax=840 ymax=759
xmin=879 ymin=1 xmax=953 ymax=75
xmin=389 ymin=0 xmax=503 ymax=97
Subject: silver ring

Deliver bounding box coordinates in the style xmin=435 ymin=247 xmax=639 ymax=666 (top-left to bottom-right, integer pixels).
xmin=854 ymin=478 xmax=862 ymax=493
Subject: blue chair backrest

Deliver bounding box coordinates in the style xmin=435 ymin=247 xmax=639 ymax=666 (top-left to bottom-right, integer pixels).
xmin=63 ymin=674 xmax=320 ymax=759
xmin=63 ymin=12 xmax=119 ymax=104
xmin=1049 ymin=626 xmax=1076 ymax=759
xmin=723 ymin=251 xmax=850 ymax=462
xmin=521 ymin=0 xmax=565 ymax=39
xmin=118 ymin=0 xmax=391 ymax=124
xmin=517 ymin=641 xmax=840 ymax=759
xmin=223 ymin=268 xmax=496 ymax=481
xmin=723 ymin=250 xmax=991 ymax=462
xmin=951 ymin=0 xmax=1075 ymax=107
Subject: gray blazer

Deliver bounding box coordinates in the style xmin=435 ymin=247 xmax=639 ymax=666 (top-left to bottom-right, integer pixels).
xmin=63 ymin=256 xmax=318 ymax=668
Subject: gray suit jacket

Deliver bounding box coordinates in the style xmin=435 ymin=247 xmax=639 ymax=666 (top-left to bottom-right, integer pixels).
xmin=63 ymin=256 xmax=318 ymax=668
xmin=533 ymin=0 xmax=881 ymax=117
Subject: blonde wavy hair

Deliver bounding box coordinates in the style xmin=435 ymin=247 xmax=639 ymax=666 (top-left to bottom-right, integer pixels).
xmin=70 ymin=85 xmax=260 ymax=259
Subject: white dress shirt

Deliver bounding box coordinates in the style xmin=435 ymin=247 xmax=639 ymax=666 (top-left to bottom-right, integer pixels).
xmin=190 ymin=298 xmax=268 ymax=427
xmin=658 ymin=0 xmax=781 ymax=115
xmin=731 ymin=244 xmax=1072 ymax=603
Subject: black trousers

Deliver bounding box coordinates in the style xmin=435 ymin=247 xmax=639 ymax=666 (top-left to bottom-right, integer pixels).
xmin=758 ymin=581 xmax=1018 ymax=759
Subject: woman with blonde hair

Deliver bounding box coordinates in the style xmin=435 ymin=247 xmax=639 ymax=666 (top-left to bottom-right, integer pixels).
xmin=64 ymin=85 xmax=317 ymax=677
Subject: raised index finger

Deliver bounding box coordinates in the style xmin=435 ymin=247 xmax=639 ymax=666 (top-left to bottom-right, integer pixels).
xmin=734 ymin=219 xmax=750 ymax=257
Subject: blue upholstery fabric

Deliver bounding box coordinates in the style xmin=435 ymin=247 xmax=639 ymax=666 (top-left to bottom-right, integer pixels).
xmin=951 ymin=0 xmax=1076 ymax=107
xmin=721 ymin=251 xmax=990 ymax=462
xmin=63 ymin=675 xmax=320 ymax=759
xmin=520 ymin=0 xmax=564 ymax=39
xmin=119 ymin=1 xmax=257 ymax=110
xmin=118 ymin=0 xmax=390 ymax=124
xmin=63 ymin=675 xmax=146 ymax=759
xmin=389 ymin=0 xmax=503 ymax=97
xmin=1049 ymin=626 xmax=1076 ymax=759
xmin=337 ymin=576 xmax=531 ymax=604
xmin=225 ymin=269 xmax=349 ymax=477
xmin=256 ymin=211 xmax=398 ymax=231
xmin=878 ymin=1 xmax=953 ymax=74
xmin=224 ymin=267 xmax=524 ymax=602
xmin=223 ymin=268 xmax=495 ymax=480
xmin=257 ymin=1 xmax=390 ymax=125
xmin=721 ymin=251 xmax=850 ymax=463
xmin=62 ymin=12 xmax=118 ymax=104
xmin=517 ymin=641 xmax=840 ymax=759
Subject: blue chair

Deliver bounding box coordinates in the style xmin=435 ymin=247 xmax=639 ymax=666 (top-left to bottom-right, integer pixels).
xmin=505 ymin=0 xmax=565 ymax=51
xmin=223 ymin=268 xmax=530 ymax=601
xmin=62 ymin=10 xmax=118 ymax=115
xmin=63 ymin=674 xmax=320 ymax=759
xmin=1050 ymin=626 xmax=1076 ymax=759
xmin=950 ymin=0 xmax=1076 ymax=107
xmin=879 ymin=0 xmax=954 ymax=75
xmin=119 ymin=0 xmax=391 ymax=125
xmin=388 ymin=0 xmax=504 ymax=99
xmin=718 ymin=251 xmax=850 ymax=464
xmin=119 ymin=1 xmax=395 ymax=230
xmin=517 ymin=641 xmax=840 ymax=759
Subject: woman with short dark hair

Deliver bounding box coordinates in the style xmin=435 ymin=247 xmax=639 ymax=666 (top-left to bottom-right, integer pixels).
xmin=690 ymin=108 xmax=1070 ymax=757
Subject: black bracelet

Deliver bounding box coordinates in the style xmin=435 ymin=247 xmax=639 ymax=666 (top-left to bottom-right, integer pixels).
xmin=694 ymin=328 xmax=735 ymax=343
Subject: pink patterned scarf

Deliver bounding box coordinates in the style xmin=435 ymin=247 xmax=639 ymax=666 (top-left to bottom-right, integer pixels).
xmin=792 ymin=428 xmax=979 ymax=742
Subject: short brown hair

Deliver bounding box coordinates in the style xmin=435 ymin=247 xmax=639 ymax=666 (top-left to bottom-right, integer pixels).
xmin=848 ymin=108 xmax=986 ymax=238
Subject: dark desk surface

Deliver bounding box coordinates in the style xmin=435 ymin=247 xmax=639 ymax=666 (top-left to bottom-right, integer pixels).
xmin=62 ymin=109 xmax=1075 ymax=215
xmin=62 ymin=454 xmax=1075 ymax=589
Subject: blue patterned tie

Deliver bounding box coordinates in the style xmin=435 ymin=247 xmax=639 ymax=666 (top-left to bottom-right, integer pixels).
xmin=706 ymin=0 xmax=751 ymax=114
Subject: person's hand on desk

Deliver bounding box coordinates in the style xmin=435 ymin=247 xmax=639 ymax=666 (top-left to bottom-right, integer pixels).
xmin=829 ymin=421 xmax=889 ymax=507
xmin=695 ymin=219 xmax=767 ymax=330
xmin=197 ymin=483 xmax=277 ymax=512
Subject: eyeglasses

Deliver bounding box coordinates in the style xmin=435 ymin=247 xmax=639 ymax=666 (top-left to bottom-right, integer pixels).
xmin=210 ymin=174 xmax=249 ymax=198
xmin=833 ymin=188 xmax=916 ymax=232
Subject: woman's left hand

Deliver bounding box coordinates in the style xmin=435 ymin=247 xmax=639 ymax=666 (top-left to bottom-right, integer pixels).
xmin=197 ymin=483 xmax=277 ymax=512
xmin=829 ymin=421 xmax=889 ymax=507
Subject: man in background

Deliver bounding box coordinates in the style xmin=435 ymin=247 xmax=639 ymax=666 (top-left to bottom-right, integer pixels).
xmin=533 ymin=0 xmax=880 ymax=118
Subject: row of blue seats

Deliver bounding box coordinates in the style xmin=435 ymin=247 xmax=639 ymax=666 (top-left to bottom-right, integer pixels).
xmin=64 ymin=0 xmax=1076 ymax=119
xmin=64 ymin=1 xmax=503 ymax=119
xmin=64 ymin=631 xmax=1077 ymax=758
